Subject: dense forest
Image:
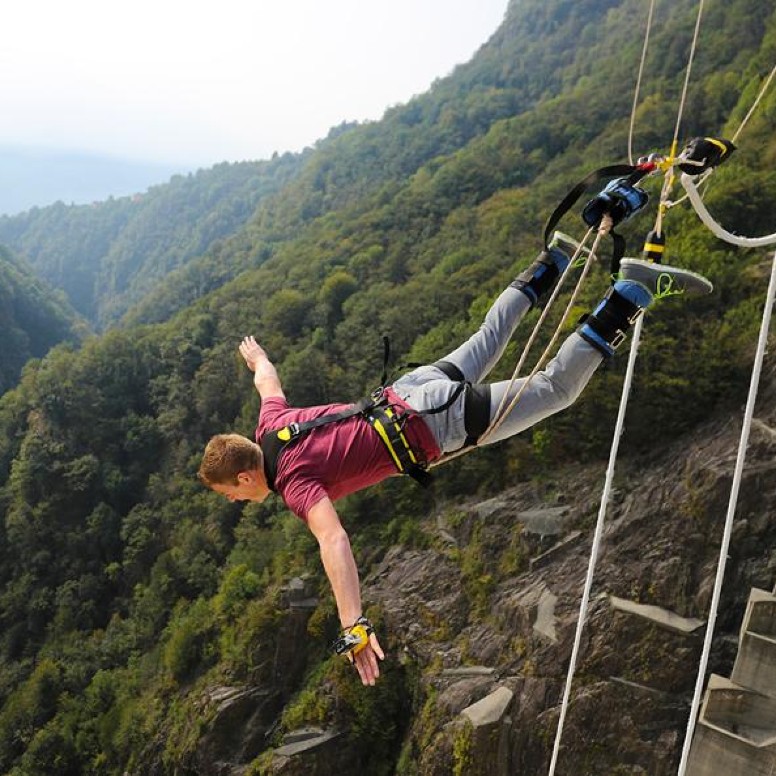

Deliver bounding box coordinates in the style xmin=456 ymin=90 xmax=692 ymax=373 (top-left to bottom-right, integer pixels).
xmin=0 ymin=0 xmax=775 ymax=773
xmin=0 ymin=153 xmax=309 ymax=329
xmin=0 ymin=245 xmax=84 ymax=394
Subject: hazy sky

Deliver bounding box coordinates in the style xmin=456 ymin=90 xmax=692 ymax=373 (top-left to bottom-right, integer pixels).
xmin=3 ymin=0 xmax=508 ymax=167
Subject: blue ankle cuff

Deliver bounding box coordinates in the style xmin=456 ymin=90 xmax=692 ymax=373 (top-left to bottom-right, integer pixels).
xmin=579 ymin=324 xmax=615 ymax=357
xmin=613 ymin=279 xmax=652 ymax=308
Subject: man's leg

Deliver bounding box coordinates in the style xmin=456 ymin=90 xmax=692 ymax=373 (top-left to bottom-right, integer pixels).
xmin=481 ymin=257 xmax=713 ymax=446
xmin=431 ymin=243 xmax=572 ymax=384
xmin=481 ymin=333 xmax=601 ymax=445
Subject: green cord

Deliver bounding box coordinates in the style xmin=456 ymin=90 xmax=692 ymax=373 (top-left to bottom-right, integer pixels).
xmin=653 ymin=272 xmax=684 ymax=300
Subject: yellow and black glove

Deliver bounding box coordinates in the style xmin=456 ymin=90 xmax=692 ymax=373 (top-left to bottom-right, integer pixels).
xmin=332 ymin=616 xmax=375 ymax=659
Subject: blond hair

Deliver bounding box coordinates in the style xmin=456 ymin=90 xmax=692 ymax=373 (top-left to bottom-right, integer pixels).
xmin=198 ymin=434 xmax=262 ymax=486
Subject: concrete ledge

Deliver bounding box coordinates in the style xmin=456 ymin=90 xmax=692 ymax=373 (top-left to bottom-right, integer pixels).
xmin=461 ymin=686 xmax=514 ymax=727
xmin=687 ymin=722 xmax=776 ymax=775
xmin=701 ymin=675 xmax=776 ymax=745
xmin=530 ymin=531 xmax=582 ymax=571
xmin=274 ymin=730 xmax=341 ymax=757
xmin=442 ymin=666 xmax=496 ymax=677
xmin=732 ymin=589 xmax=776 ymax=697
xmin=609 ymin=595 xmax=705 ymax=635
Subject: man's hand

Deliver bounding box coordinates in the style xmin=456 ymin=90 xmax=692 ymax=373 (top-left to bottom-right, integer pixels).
xmin=351 ymin=632 xmax=385 ymax=686
xmin=238 ymin=335 xmax=266 ymax=372
xmin=239 ymin=336 xmax=284 ymax=399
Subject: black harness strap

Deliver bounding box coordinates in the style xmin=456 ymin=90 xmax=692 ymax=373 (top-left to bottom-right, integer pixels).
xmin=464 ymin=383 xmax=492 ymax=447
xmin=434 ymin=360 xmax=492 ymax=448
xmin=261 ymin=395 xmax=374 ymax=491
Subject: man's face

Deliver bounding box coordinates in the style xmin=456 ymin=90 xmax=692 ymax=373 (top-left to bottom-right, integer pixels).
xmin=210 ymin=471 xmax=268 ymax=503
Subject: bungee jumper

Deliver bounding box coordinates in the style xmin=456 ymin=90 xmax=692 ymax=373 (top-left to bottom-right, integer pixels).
xmin=198 ymin=181 xmax=713 ymax=687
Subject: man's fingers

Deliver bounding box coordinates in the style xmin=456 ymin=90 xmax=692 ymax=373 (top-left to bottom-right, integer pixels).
xmin=369 ymin=633 xmax=385 ymax=660
xmin=353 ymin=644 xmax=381 ymax=686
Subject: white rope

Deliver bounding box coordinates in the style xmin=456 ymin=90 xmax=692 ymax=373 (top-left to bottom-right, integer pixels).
xmin=680 ymin=172 xmax=776 ymax=246
xmin=676 ymin=247 xmax=776 ymax=776
xmin=547 ymin=312 xmax=646 ymax=776
xmin=672 ymin=0 xmax=706 ymax=148
xmin=628 ymin=0 xmax=657 ymax=166
xmin=731 ymin=62 xmax=776 ymax=145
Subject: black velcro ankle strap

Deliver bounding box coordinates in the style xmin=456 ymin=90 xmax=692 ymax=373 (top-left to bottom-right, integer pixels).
xmin=585 ymin=287 xmax=643 ymax=347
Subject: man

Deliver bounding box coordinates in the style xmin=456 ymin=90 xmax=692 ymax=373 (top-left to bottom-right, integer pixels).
xmin=199 ymin=240 xmax=712 ymax=686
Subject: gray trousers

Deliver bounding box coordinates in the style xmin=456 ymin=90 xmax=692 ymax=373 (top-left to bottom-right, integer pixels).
xmin=391 ymin=286 xmax=604 ymax=453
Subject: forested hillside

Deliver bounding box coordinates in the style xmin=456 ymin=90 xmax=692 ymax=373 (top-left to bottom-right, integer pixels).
xmin=0 ymin=245 xmax=84 ymax=394
xmin=0 ymin=154 xmax=309 ymax=329
xmin=0 ymin=0 xmax=775 ymax=773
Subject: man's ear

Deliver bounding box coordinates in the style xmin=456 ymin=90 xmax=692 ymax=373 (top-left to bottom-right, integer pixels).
xmin=237 ymin=471 xmax=254 ymax=485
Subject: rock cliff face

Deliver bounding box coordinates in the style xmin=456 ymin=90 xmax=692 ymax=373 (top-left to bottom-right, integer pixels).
xmin=205 ymin=363 xmax=776 ymax=775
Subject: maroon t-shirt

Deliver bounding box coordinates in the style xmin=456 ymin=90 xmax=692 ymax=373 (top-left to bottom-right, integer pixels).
xmin=256 ymin=387 xmax=441 ymax=521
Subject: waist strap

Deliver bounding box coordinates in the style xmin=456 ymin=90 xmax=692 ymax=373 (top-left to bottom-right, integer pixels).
xmin=364 ymin=404 xmax=432 ymax=488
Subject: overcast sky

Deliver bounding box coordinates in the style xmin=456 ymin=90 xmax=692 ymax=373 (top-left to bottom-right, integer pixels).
xmin=2 ymin=0 xmax=508 ymax=168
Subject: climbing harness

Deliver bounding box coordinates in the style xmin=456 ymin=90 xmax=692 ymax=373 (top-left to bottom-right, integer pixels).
xmin=261 ymin=388 xmax=436 ymax=490
xmin=331 ymin=615 xmax=375 ymax=658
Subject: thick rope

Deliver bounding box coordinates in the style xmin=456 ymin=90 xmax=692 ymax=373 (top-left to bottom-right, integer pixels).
xmin=680 ymin=173 xmax=776 ymax=246
xmin=547 ymin=311 xmax=647 ymax=776
xmin=627 ymin=0 xmax=657 ymax=166
xmin=676 ymin=248 xmax=776 ymax=776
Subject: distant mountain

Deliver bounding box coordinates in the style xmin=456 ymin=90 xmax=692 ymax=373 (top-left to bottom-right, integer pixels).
xmin=0 ymin=244 xmax=84 ymax=393
xmin=0 ymin=152 xmax=310 ymax=328
xmin=0 ymin=146 xmax=189 ymax=217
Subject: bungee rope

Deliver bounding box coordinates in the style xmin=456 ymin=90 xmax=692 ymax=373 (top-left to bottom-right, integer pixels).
xmin=548 ymin=309 xmax=647 ymax=776
xmin=675 ymin=247 xmax=776 ymax=776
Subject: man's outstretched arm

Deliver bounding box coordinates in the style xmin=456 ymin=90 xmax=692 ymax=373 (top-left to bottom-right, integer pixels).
xmin=239 ymin=336 xmax=285 ymax=400
xmin=307 ymin=497 xmax=385 ymax=686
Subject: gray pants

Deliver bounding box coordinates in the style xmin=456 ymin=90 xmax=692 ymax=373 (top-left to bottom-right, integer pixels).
xmin=391 ymin=286 xmax=603 ymax=453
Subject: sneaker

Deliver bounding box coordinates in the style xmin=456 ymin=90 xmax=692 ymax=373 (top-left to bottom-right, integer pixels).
xmin=549 ymin=230 xmax=585 ymax=259
xmin=620 ymin=257 xmax=713 ymax=299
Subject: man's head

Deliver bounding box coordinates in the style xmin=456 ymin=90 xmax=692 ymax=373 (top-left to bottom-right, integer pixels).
xmin=198 ymin=433 xmax=270 ymax=502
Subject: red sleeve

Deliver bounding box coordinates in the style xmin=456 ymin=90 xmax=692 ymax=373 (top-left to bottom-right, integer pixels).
xmin=278 ymin=478 xmax=328 ymax=522
xmin=256 ymin=396 xmax=291 ymax=440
